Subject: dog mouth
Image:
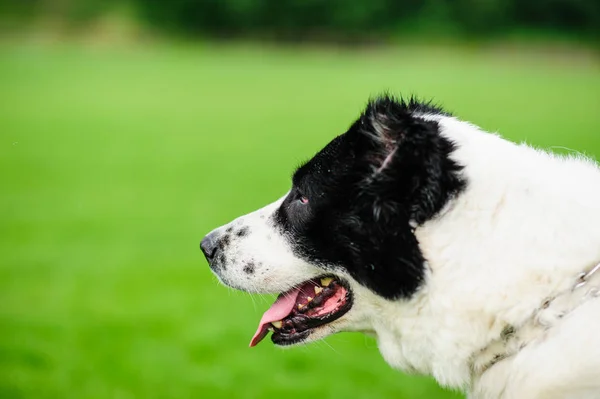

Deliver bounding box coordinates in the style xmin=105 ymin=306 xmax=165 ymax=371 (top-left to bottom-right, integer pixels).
xmin=249 ymin=276 xmax=353 ymax=347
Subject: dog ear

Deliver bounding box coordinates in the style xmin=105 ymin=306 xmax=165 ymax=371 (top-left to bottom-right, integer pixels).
xmin=358 ymin=96 xmax=406 ymax=178
xmin=356 ymin=95 xmax=464 ymax=225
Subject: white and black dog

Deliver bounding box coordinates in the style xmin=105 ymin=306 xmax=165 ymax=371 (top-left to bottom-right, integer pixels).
xmin=201 ymin=95 xmax=600 ymax=398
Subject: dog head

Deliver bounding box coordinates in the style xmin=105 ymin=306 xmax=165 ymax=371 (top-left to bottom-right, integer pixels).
xmin=201 ymin=95 xmax=465 ymax=347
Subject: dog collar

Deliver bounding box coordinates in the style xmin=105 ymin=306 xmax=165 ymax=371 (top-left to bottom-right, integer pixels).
xmin=574 ymin=261 xmax=600 ymax=290
xmin=473 ymin=260 xmax=600 ymax=376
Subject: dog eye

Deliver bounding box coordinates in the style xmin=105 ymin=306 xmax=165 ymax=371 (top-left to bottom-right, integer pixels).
xmin=299 ymin=196 xmax=309 ymax=204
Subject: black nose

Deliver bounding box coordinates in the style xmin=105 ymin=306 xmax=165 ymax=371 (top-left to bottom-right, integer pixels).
xmin=200 ymin=231 xmax=219 ymax=261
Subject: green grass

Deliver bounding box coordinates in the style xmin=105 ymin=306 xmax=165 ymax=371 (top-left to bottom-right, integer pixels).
xmin=0 ymin=41 xmax=599 ymax=399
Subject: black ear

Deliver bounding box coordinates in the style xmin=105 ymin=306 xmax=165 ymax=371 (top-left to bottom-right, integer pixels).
xmin=357 ymin=96 xmax=465 ymax=225
xmin=331 ymin=96 xmax=465 ymax=299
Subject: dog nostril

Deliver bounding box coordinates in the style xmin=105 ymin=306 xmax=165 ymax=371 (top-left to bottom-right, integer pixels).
xmin=200 ymin=232 xmax=219 ymax=261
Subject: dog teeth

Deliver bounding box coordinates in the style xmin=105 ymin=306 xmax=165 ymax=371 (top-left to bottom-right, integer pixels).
xmin=320 ymin=277 xmax=333 ymax=287
xmin=314 ymin=286 xmax=323 ymax=295
xmin=272 ymin=321 xmax=283 ymax=329
xmin=307 ymin=296 xmax=313 ymax=302
xmin=298 ymin=304 xmax=304 ymax=310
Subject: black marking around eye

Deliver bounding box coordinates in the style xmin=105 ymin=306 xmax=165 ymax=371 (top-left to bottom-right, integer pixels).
xmin=236 ymin=227 xmax=249 ymax=237
xmin=243 ymin=262 xmax=255 ymax=275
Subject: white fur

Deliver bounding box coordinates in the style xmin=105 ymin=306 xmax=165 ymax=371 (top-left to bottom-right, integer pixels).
xmin=209 ymin=114 xmax=600 ymax=398
xmin=207 ymin=194 xmax=325 ymax=294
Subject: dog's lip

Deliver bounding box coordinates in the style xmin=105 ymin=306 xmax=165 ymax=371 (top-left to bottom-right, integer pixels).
xmin=249 ymin=276 xmax=353 ymax=347
xmin=271 ymin=293 xmax=353 ymax=346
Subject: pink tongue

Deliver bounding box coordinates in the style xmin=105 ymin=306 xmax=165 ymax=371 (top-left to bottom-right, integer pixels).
xmin=249 ymin=287 xmax=301 ymax=347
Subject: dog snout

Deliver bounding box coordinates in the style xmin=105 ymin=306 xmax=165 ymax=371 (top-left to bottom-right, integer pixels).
xmin=200 ymin=230 xmax=220 ymax=262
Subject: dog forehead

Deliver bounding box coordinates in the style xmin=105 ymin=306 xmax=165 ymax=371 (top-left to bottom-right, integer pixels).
xmin=293 ymin=130 xmax=360 ymax=186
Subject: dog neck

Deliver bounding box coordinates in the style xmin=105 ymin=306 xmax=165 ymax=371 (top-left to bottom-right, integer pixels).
xmin=369 ymin=116 xmax=600 ymax=391
xmin=472 ymin=261 xmax=600 ymax=377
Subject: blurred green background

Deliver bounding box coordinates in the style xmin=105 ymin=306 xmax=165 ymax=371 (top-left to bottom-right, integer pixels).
xmin=1 ymin=1 xmax=599 ymax=399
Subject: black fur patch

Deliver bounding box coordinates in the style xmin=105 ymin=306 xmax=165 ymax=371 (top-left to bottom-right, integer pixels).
xmin=274 ymin=95 xmax=465 ymax=300
xmin=218 ymin=253 xmax=226 ymax=266
xmin=221 ymin=234 xmax=230 ymax=246
xmin=243 ymin=263 xmax=255 ymax=275
xmin=236 ymin=227 xmax=249 ymax=237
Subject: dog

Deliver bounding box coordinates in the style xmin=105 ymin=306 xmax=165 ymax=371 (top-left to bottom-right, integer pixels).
xmin=200 ymin=95 xmax=600 ymax=398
